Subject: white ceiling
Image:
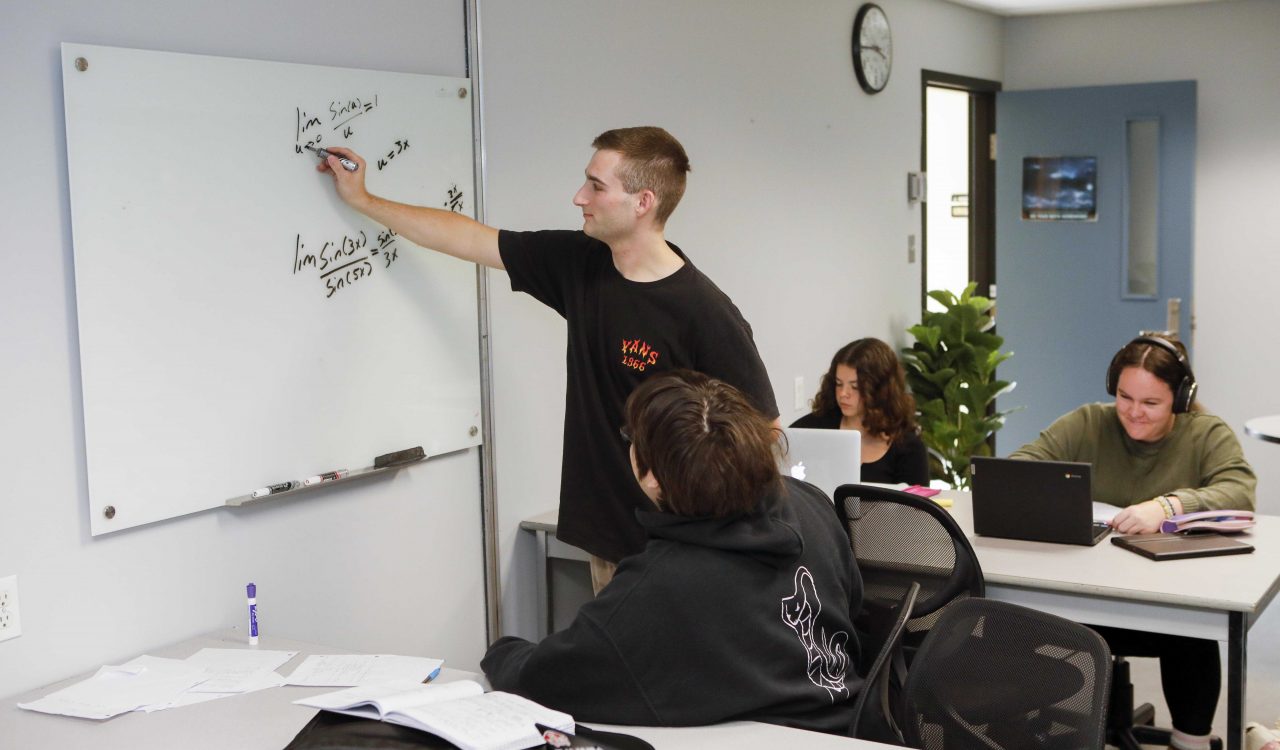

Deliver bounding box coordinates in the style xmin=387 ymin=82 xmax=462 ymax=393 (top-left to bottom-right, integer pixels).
xmin=944 ymin=0 xmax=1221 ymax=17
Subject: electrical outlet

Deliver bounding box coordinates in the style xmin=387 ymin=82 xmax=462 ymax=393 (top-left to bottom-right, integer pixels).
xmin=0 ymin=575 xmax=21 ymax=642
xmin=794 ymin=376 xmax=806 ymax=411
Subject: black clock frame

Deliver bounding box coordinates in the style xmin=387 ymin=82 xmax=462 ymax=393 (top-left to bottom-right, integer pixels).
xmin=851 ymin=3 xmax=891 ymax=94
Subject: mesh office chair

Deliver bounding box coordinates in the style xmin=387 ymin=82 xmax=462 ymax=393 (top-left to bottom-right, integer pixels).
xmin=849 ymin=582 xmax=919 ymax=742
xmin=833 ymin=483 xmax=985 ymax=639
xmin=834 ymin=483 xmax=985 ymax=742
xmin=900 ymin=597 xmax=1113 ymax=750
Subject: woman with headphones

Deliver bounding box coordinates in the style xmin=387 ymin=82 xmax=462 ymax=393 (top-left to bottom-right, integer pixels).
xmin=1010 ymin=333 xmax=1256 ymax=750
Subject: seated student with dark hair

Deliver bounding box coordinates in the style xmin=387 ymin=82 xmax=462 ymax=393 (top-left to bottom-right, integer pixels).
xmin=483 ymin=370 xmax=863 ymax=733
xmin=791 ymin=338 xmax=929 ymax=485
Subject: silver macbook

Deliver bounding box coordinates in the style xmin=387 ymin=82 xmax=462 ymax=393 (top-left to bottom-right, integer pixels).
xmin=780 ymin=428 xmax=861 ymax=500
xmin=971 ymin=456 xmax=1111 ymax=546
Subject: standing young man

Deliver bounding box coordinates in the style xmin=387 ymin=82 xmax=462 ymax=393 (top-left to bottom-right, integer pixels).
xmin=317 ymin=127 xmax=778 ymax=588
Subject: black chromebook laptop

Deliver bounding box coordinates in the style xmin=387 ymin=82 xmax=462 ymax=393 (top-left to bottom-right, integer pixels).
xmin=970 ymin=456 xmax=1111 ymax=546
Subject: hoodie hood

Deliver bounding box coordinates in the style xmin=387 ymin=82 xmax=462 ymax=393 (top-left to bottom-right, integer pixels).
xmin=634 ymin=477 xmax=808 ymax=567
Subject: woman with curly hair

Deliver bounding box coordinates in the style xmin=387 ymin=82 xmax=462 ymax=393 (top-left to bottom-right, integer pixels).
xmin=791 ymin=338 xmax=928 ymax=485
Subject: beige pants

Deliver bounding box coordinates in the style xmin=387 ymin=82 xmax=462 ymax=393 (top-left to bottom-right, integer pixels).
xmin=589 ymin=555 xmax=617 ymax=594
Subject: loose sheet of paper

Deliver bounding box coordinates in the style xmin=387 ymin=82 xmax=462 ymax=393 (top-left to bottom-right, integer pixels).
xmin=1093 ymin=501 xmax=1122 ymax=523
xmin=17 ymin=656 xmax=209 ymax=720
xmin=134 ymin=648 xmax=298 ymax=711
xmin=285 ymin=654 xmax=443 ymax=686
xmin=184 ymin=648 xmax=297 ymax=693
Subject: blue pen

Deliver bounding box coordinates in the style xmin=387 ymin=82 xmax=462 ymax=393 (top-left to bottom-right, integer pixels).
xmin=247 ymin=583 xmax=259 ymax=645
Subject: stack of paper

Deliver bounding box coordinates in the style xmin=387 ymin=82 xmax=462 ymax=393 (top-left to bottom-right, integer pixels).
xmin=18 ymin=656 xmax=211 ymax=720
xmin=140 ymin=648 xmax=297 ymax=711
xmin=17 ymin=648 xmax=299 ymax=718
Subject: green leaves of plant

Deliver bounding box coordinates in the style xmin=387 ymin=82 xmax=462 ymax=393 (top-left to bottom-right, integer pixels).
xmin=902 ymin=282 xmax=1019 ymax=490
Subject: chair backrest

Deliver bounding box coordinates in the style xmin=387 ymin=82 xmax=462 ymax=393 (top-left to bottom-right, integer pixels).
xmin=834 ymin=484 xmax=984 ymax=638
xmin=850 ymin=581 xmax=919 ymax=743
xmin=900 ymin=597 xmax=1113 ymax=750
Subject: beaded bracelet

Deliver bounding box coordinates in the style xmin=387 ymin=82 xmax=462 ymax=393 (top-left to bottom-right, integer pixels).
xmin=1156 ymin=495 xmax=1176 ymax=519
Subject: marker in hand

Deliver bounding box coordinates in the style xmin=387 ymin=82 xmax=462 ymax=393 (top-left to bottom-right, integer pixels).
xmin=304 ymin=144 xmax=358 ymax=172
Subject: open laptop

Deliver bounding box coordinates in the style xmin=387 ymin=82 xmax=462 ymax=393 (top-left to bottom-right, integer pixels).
xmin=780 ymin=428 xmax=860 ymax=501
xmin=970 ymin=456 xmax=1111 ymax=546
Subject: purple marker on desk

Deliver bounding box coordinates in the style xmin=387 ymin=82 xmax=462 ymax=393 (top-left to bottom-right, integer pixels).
xmin=247 ymin=583 xmax=259 ymax=645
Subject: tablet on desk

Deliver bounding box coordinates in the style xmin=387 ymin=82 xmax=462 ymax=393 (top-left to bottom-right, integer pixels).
xmin=1111 ymin=533 xmax=1254 ymax=560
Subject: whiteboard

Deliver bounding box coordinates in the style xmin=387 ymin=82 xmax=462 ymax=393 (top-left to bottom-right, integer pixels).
xmin=62 ymin=43 xmax=482 ymax=535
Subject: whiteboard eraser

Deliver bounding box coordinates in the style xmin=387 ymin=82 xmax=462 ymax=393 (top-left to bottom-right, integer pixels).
xmin=374 ymin=446 xmax=425 ymax=468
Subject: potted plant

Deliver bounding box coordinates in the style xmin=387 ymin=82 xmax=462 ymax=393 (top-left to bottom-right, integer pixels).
xmin=901 ymin=283 xmax=1016 ymax=490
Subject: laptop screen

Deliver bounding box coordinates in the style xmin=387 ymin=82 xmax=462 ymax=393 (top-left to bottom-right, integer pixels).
xmin=780 ymin=428 xmax=861 ymax=500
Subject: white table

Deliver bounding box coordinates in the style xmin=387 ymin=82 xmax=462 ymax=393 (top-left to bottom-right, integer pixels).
xmin=523 ymin=498 xmax=1280 ymax=750
xmin=0 ymin=630 xmax=473 ymax=750
xmin=1 ymin=629 xmax=894 ymax=749
xmin=940 ymin=490 xmax=1279 ymax=750
xmin=1244 ymin=414 xmax=1280 ymax=444
xmin=520 ymin=508 xmax=587 ymax=637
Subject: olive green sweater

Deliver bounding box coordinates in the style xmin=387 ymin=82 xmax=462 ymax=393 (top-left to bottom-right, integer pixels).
xmin=1008 ymin=403 xmax=1256 ymax=512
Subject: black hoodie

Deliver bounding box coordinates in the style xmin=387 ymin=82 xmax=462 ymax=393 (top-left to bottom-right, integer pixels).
xmin=483 ymin=476 xmax=863 ymax=734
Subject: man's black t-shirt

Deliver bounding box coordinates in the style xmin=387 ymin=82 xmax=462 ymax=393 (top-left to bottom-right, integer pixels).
xmin=499 ymin=229 xmax=779 ymax=562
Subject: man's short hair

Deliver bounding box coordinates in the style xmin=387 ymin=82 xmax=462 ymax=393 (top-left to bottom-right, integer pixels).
xmin=592 ymin=126 xmax=691 ymax=225
xmin=624 ymin=370 xmax=780 ymax=517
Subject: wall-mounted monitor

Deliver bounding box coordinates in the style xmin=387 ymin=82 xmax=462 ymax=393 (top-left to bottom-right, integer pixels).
xmin=1022 ymin=156 xmax=1097 ymax=221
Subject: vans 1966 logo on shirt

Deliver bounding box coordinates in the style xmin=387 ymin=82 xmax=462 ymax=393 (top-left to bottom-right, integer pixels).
xmin=620 ymin=338 xmax=661 ymax=372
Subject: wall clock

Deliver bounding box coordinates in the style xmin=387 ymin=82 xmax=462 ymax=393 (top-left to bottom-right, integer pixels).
xmin=852 ymin=3 xmax=892 ymax=94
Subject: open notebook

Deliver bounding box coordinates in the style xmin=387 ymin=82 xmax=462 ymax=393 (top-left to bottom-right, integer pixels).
xmin=295 ymin=680 xmax=571 ymax=750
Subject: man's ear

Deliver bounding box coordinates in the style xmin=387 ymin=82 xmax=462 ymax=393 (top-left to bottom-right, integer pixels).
xmin=634 ymin=189 xmax=657 ymax=218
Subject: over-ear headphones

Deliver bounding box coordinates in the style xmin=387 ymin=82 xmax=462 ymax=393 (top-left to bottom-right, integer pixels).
xmin=1105 ymin=335 xmax=1198 ymax=413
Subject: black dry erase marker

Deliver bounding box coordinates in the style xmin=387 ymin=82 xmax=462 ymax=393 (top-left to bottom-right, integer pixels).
xmin=251 ymin=481 xmax=298 ymax=499
xmin=304 ymin=144 xmax=358 ymax=172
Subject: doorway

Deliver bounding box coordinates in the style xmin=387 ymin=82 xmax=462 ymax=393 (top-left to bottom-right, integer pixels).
xmin=920 ymin=71 xmax=1001 ymax=309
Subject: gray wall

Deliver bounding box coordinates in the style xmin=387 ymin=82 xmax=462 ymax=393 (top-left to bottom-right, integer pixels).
xmin=0 ymin=0 xmax=488 ymax=698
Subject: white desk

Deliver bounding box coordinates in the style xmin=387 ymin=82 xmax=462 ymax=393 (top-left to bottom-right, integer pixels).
xmin=523 ymin=498 xmax=1280 ymax=750
xmin=0 ymin=630 xmax=475 ymax=750
xmin=1 ymin=630 xmax=893 ymax=749
xmin=1244 ymin=414 xmax=1280 ymax=444
xmin=942 ymin=490 xmax=1280 ymax=750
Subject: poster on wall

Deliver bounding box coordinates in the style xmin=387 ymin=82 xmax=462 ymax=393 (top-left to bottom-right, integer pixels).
xmin=1021 ymin=156 xmax=1097 ymax=221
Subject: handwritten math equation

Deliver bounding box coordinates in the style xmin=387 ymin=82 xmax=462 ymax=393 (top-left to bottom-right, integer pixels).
xmin=294 ymin=94 xmax=409 ymax=172
xmin=293 ymin=185 xmax=468 ymax=299
xmin=295 ymin=94 xmax=380 ymax=152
